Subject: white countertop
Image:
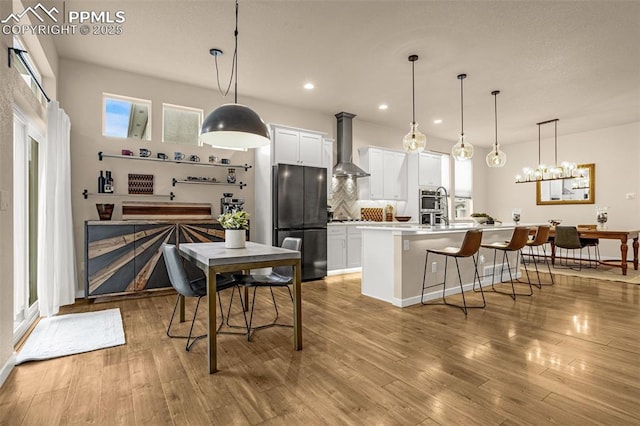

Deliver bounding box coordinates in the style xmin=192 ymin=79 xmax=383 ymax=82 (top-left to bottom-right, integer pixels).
xmin=328 ymin=221 xmax=419 ymax=226
xmin=357 ymin=222 xmax=535 ymax=234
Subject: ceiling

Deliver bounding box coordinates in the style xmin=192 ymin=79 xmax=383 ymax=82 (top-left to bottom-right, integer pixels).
xmin=50 ymin=0 xmax=640 ymax=147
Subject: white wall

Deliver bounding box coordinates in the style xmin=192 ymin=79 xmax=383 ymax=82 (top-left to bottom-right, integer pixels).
xmin=486 ymin=121 xmax=640 ymax=258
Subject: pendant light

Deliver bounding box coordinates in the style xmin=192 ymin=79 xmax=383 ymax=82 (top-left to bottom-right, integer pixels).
xmin=451 ymin=73 xmax=474 ymax=161
xmin=402 ymin=55 xmax=426 ymax=153
xmin=200 ymin=0 xmax=270 ymax=149
xmin=486 ymin=90 xmax=507 ymax=167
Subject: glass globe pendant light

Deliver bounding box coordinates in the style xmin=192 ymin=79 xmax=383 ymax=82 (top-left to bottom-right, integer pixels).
xmin=486 ymin=90 xmax=507 ymax=167
xmin=200 ymin=0 xmax=270 ymax=149
xmin=451 ymin=73 xmax=474 ymax=160
xmin=402 ymin=55 xmax=426 ymax=153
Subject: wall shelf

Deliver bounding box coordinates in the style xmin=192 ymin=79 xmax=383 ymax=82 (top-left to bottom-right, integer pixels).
xmin=172 ymin=179 xmax=246 ymax=189
xmin=82 ymin=189 xmax=175 ymax=200
xmin=98 ymin=151 xmax=252 ymax=171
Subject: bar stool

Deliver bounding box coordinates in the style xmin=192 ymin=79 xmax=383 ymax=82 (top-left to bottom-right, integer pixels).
xmin=525 ymin=225 xmax=554 ymax=288
xmin=421 ymin=229 xmax=485 ymax=315
xmin=481 ymin=227 xmax=533 ymax=300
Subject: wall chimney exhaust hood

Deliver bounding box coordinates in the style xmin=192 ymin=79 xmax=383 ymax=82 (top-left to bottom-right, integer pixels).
xmin=332 ymin=112 xmax=370 ymax=178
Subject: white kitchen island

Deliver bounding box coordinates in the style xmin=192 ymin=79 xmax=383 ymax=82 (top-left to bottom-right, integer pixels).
xmin=359 ymin=223 xmax=527 ymax=307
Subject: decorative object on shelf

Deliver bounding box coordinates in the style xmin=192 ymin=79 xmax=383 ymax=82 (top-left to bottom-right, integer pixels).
xmin=200 ymin=0 xmax=270 ymax=150
xmin=596 ymin=206 xmax=608 ymax=230
xmin=187 ymin=176 xmax=217 ymax=182
xmin=227 ymin=168 xmax=237 ymax=183
xmin=402 ymin=55 xmax=426 ymax=153
xmin=189 ymin=155 xmax=200 ymax=162
xmin=395 ymin=216 xmax=411 ymax=222
xmin=451 ymin=73 xmax=474 ymax=161
xmin=157 ymin=152 xmax=168 ymax=160
xmin=128 ymin=174 xmax=154 ymax=195
xmin=209 ymin=155 xmax=220 ymax=163
xmin=139 ymin=148 xmax=151 ymax=157
xmin=174 ymin=152 xmax=185 ymax=161
xmin=104 ymin=171 xmax=114 ymax=193
xmin=516 ymin=119 xmax=586 ymax=183
xmin=95 ymin=203 xmax=114 ymax=221
xmin=98 ymin=170 xmax=105 ymax=193
xmin=121 ymin=149 xmax=133 ymax=156
xmin=218 ymin=210 xmax=250 ymax=248
xmin=486 ymin=90 xmax=507 ymax=168
xmin=511 ymin=208 xmax=521 ymax=225
xmin=221 ymin=158 xmax=230 ymax=164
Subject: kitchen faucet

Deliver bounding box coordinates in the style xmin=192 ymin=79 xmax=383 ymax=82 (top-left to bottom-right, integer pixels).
xmin=436 ymin=186 xmax=449 ymax=225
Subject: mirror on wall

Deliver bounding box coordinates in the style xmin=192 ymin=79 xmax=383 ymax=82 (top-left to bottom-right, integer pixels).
xmin=102 ymin=93 xmax=151 ymax=140
xmin=162 ymin=103 xmax=203 ymax=146
xmin=536 ymin=163 xmax=595 ymax=205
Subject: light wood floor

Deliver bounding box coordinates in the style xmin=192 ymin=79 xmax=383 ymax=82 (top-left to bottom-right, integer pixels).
xmin=1 ymin=272 xmax=639 ymax=425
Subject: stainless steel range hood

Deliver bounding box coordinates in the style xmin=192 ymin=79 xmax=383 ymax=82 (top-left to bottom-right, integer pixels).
xmin=332 ymin=112 xmax=370 ymax=178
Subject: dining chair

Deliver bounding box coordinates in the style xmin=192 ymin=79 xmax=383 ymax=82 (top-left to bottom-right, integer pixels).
xmin=162 ymin=243 xmax=248 ymax=351
xmin=554 ymin=226 xmax=596 ymax=270
xmin=577 ymin=224 xmax=600 ymax=268
xmin=233 ymin=237 xmax=302 ymax=340
xmin=421 ymin=229 xmax=485 ymax=315
xmin=481 ymin=227 xmax=533 ymax=300
xmin=525 ymin=225 xmax=554 ymax=288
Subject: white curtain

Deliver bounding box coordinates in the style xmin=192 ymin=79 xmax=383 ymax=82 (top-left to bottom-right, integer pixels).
xmin=37 ymin=101 xmax=77 ymax=317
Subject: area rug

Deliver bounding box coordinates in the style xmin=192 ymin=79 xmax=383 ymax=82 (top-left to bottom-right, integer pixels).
xmin=526 ymin=263 xmax=640 ymax=284
xmin=16 ymin=308 xmax=125 ymax=365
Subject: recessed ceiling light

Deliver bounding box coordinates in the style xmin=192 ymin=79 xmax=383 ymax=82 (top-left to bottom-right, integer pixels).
xmin=378 ymin=104 xmax=388 ymax=110
xmin=433 ymin=119 xmax=443 ymax=124
xmin=303 ymin=82 xmax=314 ymax=90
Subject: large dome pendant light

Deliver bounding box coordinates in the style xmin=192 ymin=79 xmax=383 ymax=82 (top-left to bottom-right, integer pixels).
xmin=486 ymin=90 xmax=507 ymax=167
xmin=200 ymin=0 xmax=270 ymax=149
xmin=451 ymin=73 xmax=474 ymax=161
xmin=402 ymin=55 xmax=426 ymax=153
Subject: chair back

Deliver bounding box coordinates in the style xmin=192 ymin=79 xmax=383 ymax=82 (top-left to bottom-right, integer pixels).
xmin=505 ymin=227 xmax=531 ymax=251
xmin=456 ymin=229 xmax=483 ymax=257
xmin=529 ymin=225 xmax=551 ymax=247
xmin=554 ymin=226 xmax=582 ymax=249
xmin=162 ymin=243 xmax=199 ymax=297
xmin=273 ymin=237 xmax=302 ymax=278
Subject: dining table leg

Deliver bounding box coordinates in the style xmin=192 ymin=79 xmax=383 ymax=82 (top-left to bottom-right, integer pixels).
xmin=550 ymin=240 xmax=557 ymax=266
xmin=293 ymin=259 xmax=302 ymax=351
xmin=207 ymin=267 xmax=218 ymax=374
xmin=634 ymin=237 xmax=639 ymax=270
xmin=620 ymin=236 xmax=629 ymax=276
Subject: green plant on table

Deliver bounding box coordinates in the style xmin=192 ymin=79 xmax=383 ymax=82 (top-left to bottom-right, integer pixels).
xmin=218 ymin=211 xmax=250 ymax=230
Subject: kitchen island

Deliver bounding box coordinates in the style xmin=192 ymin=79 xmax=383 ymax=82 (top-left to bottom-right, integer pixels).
xmin=359 ymin=223 xmax=526 ymax=307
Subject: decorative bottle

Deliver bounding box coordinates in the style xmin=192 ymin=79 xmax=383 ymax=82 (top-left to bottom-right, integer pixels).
xmin=104 ymin=171 xmax=114 ymax=193
xmin=227 ymin=168 xmax=236 ymax=184
xmin=98 ymin=170 xmax=105 ymax=193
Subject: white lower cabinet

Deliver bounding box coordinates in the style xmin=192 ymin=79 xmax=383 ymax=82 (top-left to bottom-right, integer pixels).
xmin=328 ymin=225 xmax=362 ymax=272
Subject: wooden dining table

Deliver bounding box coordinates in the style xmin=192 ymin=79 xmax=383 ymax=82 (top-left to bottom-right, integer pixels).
xmin=178 ymin=241 xmax=302 ymax=373
xmin=547 ymin=228 xmax=640 ymax=275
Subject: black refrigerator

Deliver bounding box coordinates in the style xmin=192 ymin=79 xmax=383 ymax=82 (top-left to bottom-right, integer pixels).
xmin=273 ymin=164 xmax=327 ymax=281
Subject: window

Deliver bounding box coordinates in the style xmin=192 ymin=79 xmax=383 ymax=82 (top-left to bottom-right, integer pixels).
xmin=102 ymin=93 xmax=152 ymax=140
xmin=162 ymin=103 xmax=203 ymax=146
xmin=454 ymin=159 xmax=473 ymax=219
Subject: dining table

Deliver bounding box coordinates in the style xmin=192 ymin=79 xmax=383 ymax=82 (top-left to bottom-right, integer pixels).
xmin=547 ymin=228 xmax=639 ymax=275
xmin=178 ymin=241 xmax=302 ymax=373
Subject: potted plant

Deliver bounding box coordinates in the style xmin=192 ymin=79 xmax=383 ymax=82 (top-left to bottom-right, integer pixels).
xmin=218 ymin=211 xmax=249 ymax=248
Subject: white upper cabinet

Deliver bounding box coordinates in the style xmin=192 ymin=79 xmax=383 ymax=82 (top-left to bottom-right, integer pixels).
xmin=418 ymin=152 xmax=442 ymax=188
xmin=358 ymin=146 xmax=407 ymax=200
xmin=272 ymin=125 xmax=323 ymax=167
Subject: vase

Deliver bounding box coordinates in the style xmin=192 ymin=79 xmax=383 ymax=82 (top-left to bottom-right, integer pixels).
xmin=96 ymin=203 xmax=114 ymax=220
xmin=596 ymin=206 xmax=608 ymax=230
xmin=225 ymin=229 xmax=246 ymax=249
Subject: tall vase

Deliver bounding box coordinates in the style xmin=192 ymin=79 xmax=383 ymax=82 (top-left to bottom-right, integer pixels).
xmin=225 ymin=229 xmax=246 ymax=248
xmin=596 ymin=206 xmax=608 ymax=230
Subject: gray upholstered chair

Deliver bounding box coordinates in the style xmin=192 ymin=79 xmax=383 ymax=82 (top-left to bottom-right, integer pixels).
xmin=162 ymin=243 xmax=248 ymax=351
xmin=481 ymin=227 xmax=533 ymax=300
xmin=554 ymin=226 xmax=596 ymax=270
xmin=421 ymin=229 xmax=486 ymax=315
xmin=233 ymin=237 xmax=302 ymax=340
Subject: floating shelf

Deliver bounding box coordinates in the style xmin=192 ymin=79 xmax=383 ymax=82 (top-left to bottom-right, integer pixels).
xmin=172 ymin=178 xmax=246 ymax=189
xmin=98 ymin=152 xmax=252 ymax=171
xmin=82 ymin=189 xmax=175 ymax=200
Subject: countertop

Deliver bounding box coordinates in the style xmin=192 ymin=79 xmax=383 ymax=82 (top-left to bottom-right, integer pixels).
xmin=357 ymin=222 xmax=536 ymax=234
xmin=328 ymin=221 xmax=419 ymax=226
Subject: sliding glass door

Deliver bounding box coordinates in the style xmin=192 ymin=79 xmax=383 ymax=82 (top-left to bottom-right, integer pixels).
xmin=13 ymin=111 xmax=40 ymax=340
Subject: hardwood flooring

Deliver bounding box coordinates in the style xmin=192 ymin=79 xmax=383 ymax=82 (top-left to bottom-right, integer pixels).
xmin=1 ymin=272 xmax=639 ymax=425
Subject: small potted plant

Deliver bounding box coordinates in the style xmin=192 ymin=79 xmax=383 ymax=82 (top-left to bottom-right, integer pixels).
xmin=218 ymin=211 xmax=249 ymax=248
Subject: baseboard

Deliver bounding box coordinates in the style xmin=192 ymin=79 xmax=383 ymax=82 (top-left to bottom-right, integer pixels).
xmin=0 ymin=353 xmax=16 ymax=388
xmin=327 ymin=267 xmax=362 ymax=276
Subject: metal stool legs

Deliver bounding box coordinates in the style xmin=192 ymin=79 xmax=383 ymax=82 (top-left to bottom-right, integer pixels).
xmin=489 ymin=248 xmax=533 ymax=300
xmin=421 ymin=251 xmax=486 ymax=316
xmin=525 ymin=244 xmax=554 ymax=288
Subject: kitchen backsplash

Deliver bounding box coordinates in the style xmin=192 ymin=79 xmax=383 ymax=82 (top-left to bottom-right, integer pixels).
xmin=329 ymin=177 xmax=407 ymax=220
